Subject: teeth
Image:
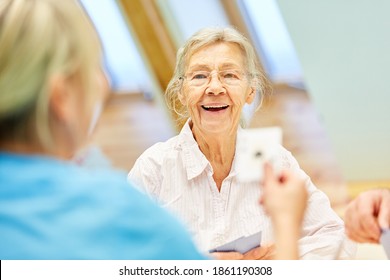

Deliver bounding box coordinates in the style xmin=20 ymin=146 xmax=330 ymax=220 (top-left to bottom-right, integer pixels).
xmin=202 ymin=105 xmax=228 ymax=109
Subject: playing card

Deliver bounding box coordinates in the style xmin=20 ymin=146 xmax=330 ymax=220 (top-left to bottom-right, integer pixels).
xmin=234 ymin=231 xmax=262 ymax=254
xmin=380 ymin=229 xmax=390 ymax=259
xmin=235 ymin=127 xmax=282 ymax=183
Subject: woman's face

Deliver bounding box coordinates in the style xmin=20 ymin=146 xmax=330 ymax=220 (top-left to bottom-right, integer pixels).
xmin=180 ymin=42 xmax=254 ymax=135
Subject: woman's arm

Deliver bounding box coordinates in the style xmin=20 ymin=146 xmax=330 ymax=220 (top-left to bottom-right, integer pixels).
xmin=260 ymin=164 xmax=308 ymax=260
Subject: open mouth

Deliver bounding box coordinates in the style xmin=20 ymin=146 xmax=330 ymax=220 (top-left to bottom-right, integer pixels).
xmin=201 ymin=105 xmax=229 ymax=112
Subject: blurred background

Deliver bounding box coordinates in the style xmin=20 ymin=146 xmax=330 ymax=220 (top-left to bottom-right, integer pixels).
xmin=80 ymin=0 xmax=390 ymax=258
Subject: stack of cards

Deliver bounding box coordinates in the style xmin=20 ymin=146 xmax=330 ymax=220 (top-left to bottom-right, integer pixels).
xmin=209 ymin=231 xmax=262 ymax=254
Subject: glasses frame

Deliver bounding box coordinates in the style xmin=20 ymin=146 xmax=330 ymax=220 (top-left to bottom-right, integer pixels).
xmin=180 ymin=69 xmax=249 ymax=88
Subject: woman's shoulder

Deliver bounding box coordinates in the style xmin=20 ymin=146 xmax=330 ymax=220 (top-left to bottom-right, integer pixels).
xmin=135 ymin=135 xmax=182 ymax=165
xmin=137 ymin=121 xmax=195 ymax=161
xmin=273 ymin=144 xmax=300 ymax=170
xmin=75 ymin=166 xmax=206 ymax=259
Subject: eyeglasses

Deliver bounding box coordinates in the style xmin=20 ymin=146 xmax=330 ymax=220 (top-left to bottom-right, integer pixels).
xmin=181 ymin=69 xmax=247 ymax=87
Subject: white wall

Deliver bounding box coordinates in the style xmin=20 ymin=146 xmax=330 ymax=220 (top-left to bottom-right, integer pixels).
xmin=276 ymin=0 xmax=390 ymax=181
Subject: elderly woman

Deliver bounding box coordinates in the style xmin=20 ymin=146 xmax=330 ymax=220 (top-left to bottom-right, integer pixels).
xmin=0 ymin=0 xmax=205 ymax=260
xmin=129 ymin=27 xmax=356 ymax=260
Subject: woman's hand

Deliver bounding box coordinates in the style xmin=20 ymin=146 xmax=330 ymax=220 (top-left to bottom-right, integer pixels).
xmin=345 ymin=189 xmax=390 ymax=243
xmin=211 ymin=244 xmax=275 ymax=260
xmin=259 ymin=163 xmax=308 ymax=259
xmin=260 ymin=164 xmax=307 ymax=227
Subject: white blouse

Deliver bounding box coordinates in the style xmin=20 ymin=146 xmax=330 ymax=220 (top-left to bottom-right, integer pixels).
xmin=128 ymin=121 xmax=356 ymax=259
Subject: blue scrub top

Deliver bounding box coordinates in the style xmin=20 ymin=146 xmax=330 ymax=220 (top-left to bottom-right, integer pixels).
xmin=0 ymin=152 xmax=206 ymax=260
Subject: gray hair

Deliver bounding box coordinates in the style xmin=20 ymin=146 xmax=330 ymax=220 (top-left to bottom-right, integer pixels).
xmin=165 ymin=26 xmax=271 ymax=126
xmin=0 ymin=0 xmax=101 ymax=148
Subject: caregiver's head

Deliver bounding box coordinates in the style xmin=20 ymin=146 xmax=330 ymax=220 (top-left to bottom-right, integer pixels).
xmin=0 ymin=0 xmax=108 ymax=158
xmin=166 ymin=26 xmax=269 ymax=135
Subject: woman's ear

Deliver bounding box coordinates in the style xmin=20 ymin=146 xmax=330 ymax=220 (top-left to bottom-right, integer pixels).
xmin=48 ymin=75 xmax=73 ymax=123
xmin=246 ymin=88 xmax=256 ymax=104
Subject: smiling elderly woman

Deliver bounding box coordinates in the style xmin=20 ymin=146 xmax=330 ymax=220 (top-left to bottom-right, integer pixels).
xmin=128 ymin=27 xmax=356 ymax=260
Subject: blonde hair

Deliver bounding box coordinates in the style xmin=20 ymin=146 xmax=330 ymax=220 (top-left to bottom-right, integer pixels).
xmin=0 ymin=0 xmax=102 ymax=148
xmin=165 ymin=26 xmax=271 ymax=125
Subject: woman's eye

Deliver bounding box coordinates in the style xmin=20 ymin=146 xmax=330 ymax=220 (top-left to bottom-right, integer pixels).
xmin=193 ymin=73 xmax=208 ymax=79
xmin=224 ymin=72 xmax=238 ymax=79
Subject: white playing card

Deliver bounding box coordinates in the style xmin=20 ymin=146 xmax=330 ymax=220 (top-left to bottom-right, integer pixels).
xmin=380 ymin=229 xmax=390 ymax=259
xmin=235 ymin=127 xmax=282 ymax=183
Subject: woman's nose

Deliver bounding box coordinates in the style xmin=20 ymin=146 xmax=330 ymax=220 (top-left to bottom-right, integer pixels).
xmin=205 ymin=73 xmax=226 ymax=95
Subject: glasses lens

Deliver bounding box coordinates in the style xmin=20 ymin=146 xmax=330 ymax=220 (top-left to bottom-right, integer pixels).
xmin=189 ymin=71 xmax=209 ymax=86
xmin=220 ymin=70 xmax=243 ymax=85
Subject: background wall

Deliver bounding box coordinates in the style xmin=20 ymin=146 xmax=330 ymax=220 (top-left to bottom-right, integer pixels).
xmin=156 ymin=0 xmax=230 ymax=47
xmin=239 ymin=0 xmax=303 ymax=83
xmin=276 ymin=0 xmax=390 ymax=181
xmin=81 ymin=0 xmax=152 ymax=94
